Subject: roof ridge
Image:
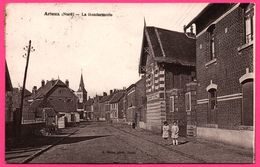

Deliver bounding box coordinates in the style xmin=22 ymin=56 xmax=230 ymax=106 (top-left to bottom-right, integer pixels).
xmin=146 ymin=26 xmax=184 ymax=34
xmin=155 ymin=28 xmax=166 ymax=57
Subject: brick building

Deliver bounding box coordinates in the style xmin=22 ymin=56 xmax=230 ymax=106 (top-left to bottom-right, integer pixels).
xmin=99 ymin=91 xmax=114 ymax=121
xmin=109 ymin=90 xmax=125 ymax=123
xmin=31 ymin=79 xmax=78 ymax=128
xmin=185 ymin=3 xmax=254 ymax=148
xmin=125 ymin=77 xmax=147 ymax=128
xmin=139 ymin=26 xmax=196 ymax=133
xmin=93 ymin=95 xmax=102 ymax=121
xmin=12 ymin=87 xmax=32 ymax=123
xmin=85 ymin=98 xmax=94 ymax=120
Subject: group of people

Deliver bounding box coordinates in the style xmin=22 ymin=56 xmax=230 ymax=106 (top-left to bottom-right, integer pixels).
xmin=162 ymin=121 xmax=179 ymax=145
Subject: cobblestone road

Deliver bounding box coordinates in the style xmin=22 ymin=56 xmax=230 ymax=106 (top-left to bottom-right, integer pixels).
xmin=27 ymin=122 xmax=254 ymax=164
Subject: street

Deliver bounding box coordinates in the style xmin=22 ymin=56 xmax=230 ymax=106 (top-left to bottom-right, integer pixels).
xmin=23 ymin=122 xmax=254 ymax=164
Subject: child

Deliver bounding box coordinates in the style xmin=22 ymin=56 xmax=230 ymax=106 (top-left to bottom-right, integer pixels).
xmin=162 ymin=121 xmax=170 ymax=140
xmin=171 ymin=121 xmax=179 ymax=145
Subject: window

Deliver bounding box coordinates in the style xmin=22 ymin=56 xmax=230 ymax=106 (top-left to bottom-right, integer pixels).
xmin=210 ymin=34 xmax=215 ymax=60
xmin=242 ymin=81 xmax=253 ymax=126
xmin=169 ymin=96 xmax=174 ymax=112
xmin=207 ymin=24 xmax=216 ymax=60
xmin=185 ymin=92 xmax=191 ymax=111
xmin=208 ymin=89 xmax=217 ymax=124
xmin=244 ymin=4 xmax=254 ymax=44
xmin=209 ymin=89 xmax=217 ymax=110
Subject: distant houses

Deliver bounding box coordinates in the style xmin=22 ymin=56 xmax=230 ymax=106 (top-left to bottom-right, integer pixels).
xmin=124 ymin=77 xmax=146 ymax=127
xmin=30 ymin=79 xmax=78 ymax=128
xmin=85 ymin=98 xmax=94 ymax=120
xmin=109 ymin=90 xmax=125 ymax=123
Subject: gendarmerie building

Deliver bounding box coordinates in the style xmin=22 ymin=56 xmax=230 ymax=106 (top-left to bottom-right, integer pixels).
xmin=185 ymin=3 xmax=255 ymax=148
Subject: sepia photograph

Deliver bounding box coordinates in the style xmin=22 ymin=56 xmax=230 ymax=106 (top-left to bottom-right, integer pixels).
xmin=4 ymin=3 xmax=255 ymax=164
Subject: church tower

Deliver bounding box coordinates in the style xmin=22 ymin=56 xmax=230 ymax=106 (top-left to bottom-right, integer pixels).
xmin=76 ymin=72 xmax=88 ymax=111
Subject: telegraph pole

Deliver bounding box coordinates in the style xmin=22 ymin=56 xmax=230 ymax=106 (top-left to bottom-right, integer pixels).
xmin=17 ymin=40 xmax=35 ymax=137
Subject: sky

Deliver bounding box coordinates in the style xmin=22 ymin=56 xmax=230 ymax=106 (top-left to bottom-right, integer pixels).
xmin=5 ymin=3 xmax=208 ymax=97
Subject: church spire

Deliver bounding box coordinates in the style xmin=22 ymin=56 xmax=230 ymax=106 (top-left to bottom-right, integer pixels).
xmin=79 ymin=72 xmax=85 ymax=89
xmin=78 ymin=71 xmax=87 ymax=95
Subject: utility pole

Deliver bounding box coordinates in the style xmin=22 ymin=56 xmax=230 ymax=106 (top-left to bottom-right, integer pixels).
xmin=17 ymin=40 xmax=35 ymax=138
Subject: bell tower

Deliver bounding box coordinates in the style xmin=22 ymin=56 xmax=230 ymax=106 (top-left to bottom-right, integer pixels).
xmin=76 ymin=71 xmax=88 ymax=110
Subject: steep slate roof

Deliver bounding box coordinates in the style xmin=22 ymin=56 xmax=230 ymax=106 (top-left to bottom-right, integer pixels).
xmin=32 ymin=79 xmax=67 ymax=99
xmin=5 ymin=62 xmax=13 ymax=91
xmin=99 ymin=94 xmax=114 ymax=103
xmin=109 ymin=91 xmax=125 ymax=104
xmin=185 ymin=4 xmax=237 ymax=28
xmin=139 ymin=26 xmax=196 ymax=73
xmin=185 ymin=4 xmax=212 ymax=28
xmin=126 ymin=84 xmax=135 ymax=91
xmin=29 ymin=79 xmax=77 ymax=113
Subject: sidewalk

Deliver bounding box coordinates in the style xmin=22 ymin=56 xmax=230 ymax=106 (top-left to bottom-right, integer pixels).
xmin=5 ymin=127 xmax=78 ymax=164
xmin=111 ymin=123 xmax=255 ymax=163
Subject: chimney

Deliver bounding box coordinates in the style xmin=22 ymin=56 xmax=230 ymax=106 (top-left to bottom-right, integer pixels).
xmin=51 ymin=79 xmax=55 ymax=86
xmin=41 ymin=80 xmax=45 ymax=87
xmin=32 ymin=86 xmax=37 ymax=95
xmin=65 ymin=79 xmax=69 ymax=87
xmin=184 ymin=24 xmax=196 ymax=39
xmin=123 ymin=87 xmax=126 ymax=90
xmin=190 ymin=25 xmax=193 ymax=34
xmin=110 ymin=89 xmax=113 ymax=95
xmin=103 ymin=92 xmax=107 ymax=96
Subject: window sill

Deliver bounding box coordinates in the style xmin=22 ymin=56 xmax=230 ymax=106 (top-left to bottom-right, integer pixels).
xmin=205 ymin=124 xmax=218 ymax=128
xmin=238 ymin=125 xmax=254 ymax=131
xmin=237 ymin=40 xmax=253 ymax=52
xmin=205 ymin=58 xmax=217 ymax=68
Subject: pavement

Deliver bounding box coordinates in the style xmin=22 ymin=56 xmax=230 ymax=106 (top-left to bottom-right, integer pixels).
xmin=5 ymin=125 xmax=80 ymax=164
xmin=111 ymin=123 xmax=255 ymax=163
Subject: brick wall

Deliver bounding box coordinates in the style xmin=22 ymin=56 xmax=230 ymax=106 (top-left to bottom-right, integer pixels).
xmin=135 ymin=77 xmax=146 ymax=122
xmin=196 ymin=6 xmax=254 ymax=129
xmin=165 ymin=89 xmax=186 ymax=136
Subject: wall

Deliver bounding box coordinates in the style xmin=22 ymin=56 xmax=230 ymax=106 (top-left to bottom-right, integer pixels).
xmin=135 ymin=77 xmax=146 ymax=123
xmin=196 ymin=6 xmax=254 ymax=129
xmin=197 ymin=127 xmax=254 ymax=149
xmin=49 ymin=87 xmax=77 ymax=113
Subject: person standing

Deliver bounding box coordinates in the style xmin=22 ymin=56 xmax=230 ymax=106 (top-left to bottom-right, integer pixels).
xmin=171 ymin=121 xmax=179 ymax=145
xmin=162 ymin=121 xmax=170 ymax=140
